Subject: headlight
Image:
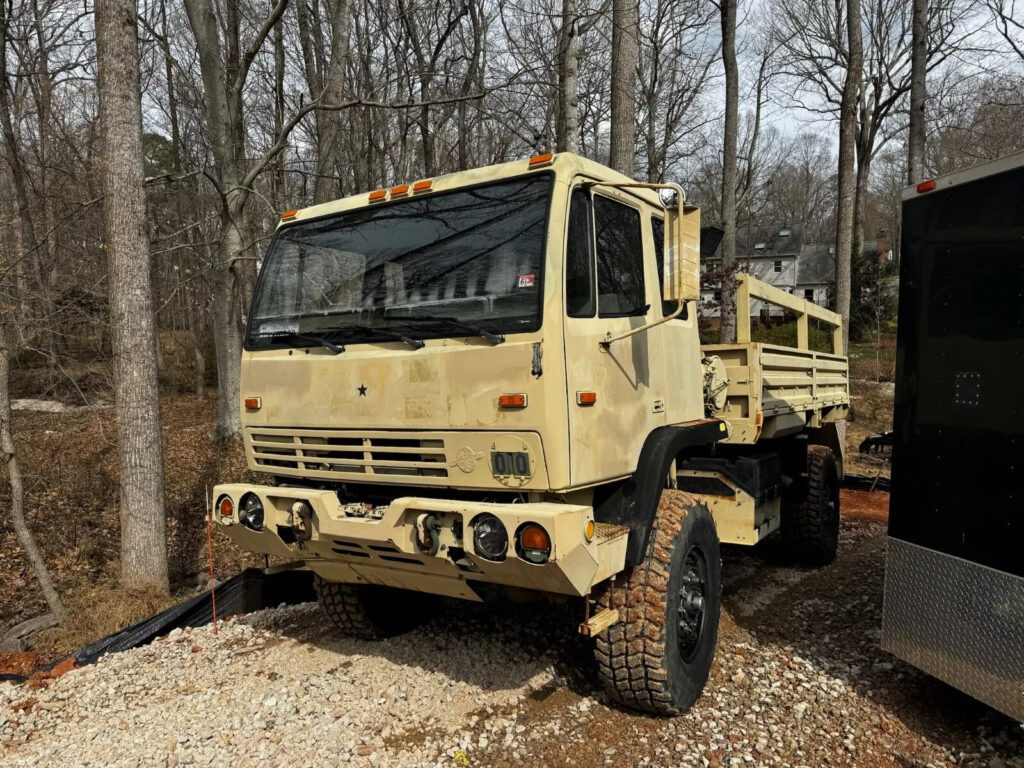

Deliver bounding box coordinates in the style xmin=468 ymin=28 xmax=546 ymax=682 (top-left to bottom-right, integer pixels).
xmin=239 ymin=493 xmax=265 ymax=531
xmin=516 ymin=523 xmax=551 ymax=564
xmin=471 ymin=513 xmax=508 ymax=561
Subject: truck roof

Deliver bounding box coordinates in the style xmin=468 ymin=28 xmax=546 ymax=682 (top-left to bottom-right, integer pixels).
xmin=276 ymin=152 xmax=667 ymax=228
xmin=902 ymin=148 xmax=1024 ymax=201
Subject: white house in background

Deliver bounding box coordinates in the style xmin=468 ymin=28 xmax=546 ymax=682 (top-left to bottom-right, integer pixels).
xmin=699 ymin=223 xmax=892 ymax=317
xmin=700 ymin=224 xmax=804 ymax=317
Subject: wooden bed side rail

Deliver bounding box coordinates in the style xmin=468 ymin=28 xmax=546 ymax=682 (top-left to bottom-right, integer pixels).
xmin=735 ymin=274 xmax=844 ymax=354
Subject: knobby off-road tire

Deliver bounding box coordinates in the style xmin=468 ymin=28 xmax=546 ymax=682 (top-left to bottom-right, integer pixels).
xmin=315 ymin=577 xmax=435 ymax=639
xmin=593 ymin=490 xmax=722 ymax=716
xmin=781 ymin=445 xmax=841 ymax=566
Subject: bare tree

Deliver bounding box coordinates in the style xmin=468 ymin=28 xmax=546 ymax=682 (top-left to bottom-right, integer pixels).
xmin=835 ymin=0 xmax=862 ymax=354
xmin=96 ymin=0 xmax=169 ymax=592
xmin=609 ymin=0 xmax=639 ymax=174
xmin=312 ymin=0 xmax=352 ymax=203
xmin=718 ymin=0 xmax=738 ymax=343
xmin=988 ymin=0 xmax=1024 ymax=61
xmin=183 ymin=0 xmax=288 ymax=439
xmin=0 ymin=320 xmax=65 ymax=622
xmin=556 ymin=0 xmax=582 ymax=152
xmin=637 ymin=0 xmax=716 ymax=183
xmin=907 ymin=0 xmax=928 ymax=182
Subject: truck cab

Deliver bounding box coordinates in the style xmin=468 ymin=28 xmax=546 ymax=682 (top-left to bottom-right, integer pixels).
xmin=213 ymin=152 xmax=849 ymax=715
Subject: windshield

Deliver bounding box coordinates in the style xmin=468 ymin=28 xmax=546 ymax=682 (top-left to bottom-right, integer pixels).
xmin=246 ymin=173 xmax=553 ymax=349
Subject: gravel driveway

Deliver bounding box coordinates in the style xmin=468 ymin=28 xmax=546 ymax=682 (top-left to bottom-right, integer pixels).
xmin=1 ymin=502 xmax=1021 ymax=768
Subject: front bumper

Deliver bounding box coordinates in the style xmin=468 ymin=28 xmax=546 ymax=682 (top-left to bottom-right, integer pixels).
xmin=212 ymin=484 xmax=629 ymax=600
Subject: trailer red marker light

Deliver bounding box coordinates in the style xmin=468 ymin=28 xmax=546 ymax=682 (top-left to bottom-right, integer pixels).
xmin=244 ymin=397 xmax=261 ymax=409
xmin=577 ymin=391 xmax=597 ymax=406
xmin=498 ymin=393 xmax=527 ymax=409
xmin=916 ymin=179 xmax=935 ymax=193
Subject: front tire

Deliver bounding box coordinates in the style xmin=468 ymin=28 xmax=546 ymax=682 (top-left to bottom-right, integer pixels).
xmin=315 ymin=577 xmax=435 ymax=639
xmin=781 ymin=444 xmax=841 ymax=565
xmin=593 ymin=490 xmax=722 ymax=715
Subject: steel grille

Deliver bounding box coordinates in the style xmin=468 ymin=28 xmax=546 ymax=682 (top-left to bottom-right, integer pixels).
xmin=247 ymin=427 xmax=449 ymax=480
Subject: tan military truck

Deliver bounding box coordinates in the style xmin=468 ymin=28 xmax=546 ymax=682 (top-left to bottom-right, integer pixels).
xmin=212 ymin=152 xmax=849 ymax=715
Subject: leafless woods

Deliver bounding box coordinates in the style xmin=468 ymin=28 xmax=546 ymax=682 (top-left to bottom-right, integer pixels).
xmin=0 ymin=0 xmax=1021 ymax=597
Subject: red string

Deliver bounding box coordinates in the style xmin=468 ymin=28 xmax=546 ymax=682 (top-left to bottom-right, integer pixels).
xmin=205 ymin=485 xmax=218 ymax=636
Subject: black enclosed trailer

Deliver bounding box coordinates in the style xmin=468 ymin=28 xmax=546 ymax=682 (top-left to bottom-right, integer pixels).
xmin=882 ymin=151 xmax=1024 ymax=722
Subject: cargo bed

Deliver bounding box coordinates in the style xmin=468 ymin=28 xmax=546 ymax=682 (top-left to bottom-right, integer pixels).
xmin=702 ymin=275 xmax=850 ymax=444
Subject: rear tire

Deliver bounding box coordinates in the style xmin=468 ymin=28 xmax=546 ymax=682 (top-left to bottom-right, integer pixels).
xmin=315 ymin=577 xmax=435 ymax=639
xmin=593 ymin=490 xmax=722 ymax=715
xmin=781 ymin=445 xmax=840 ymax=565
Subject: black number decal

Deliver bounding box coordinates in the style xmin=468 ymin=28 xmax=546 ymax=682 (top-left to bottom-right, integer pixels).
xmin=491 ymin=451 xmax=530 ymax=477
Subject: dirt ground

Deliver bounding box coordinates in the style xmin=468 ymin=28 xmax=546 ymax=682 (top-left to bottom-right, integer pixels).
xmin=0 ymin=394 xmax=265 ymax=658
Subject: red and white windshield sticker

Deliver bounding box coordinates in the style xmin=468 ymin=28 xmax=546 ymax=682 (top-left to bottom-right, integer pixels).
xmin=517 ymin=274 xmax=536 ymax=288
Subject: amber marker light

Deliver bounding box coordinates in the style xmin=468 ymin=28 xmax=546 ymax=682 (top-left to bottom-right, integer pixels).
xmin=585 ymin=520 xmax=596 ymax=542
xmin=413 ymin=179 xmax=433 ymax=192
xmin=244 ymin=397 xmax=262 ymax=409
xmin=576 ymin=391 xmax=597 ymax=406
xmin=528 ymin=152 xmax=554 ymax=167
xmin=916 ymin=179 xmax=936 ymax=193
xmin=280 ymin=208 xmax=298 ymax=221
xmin=498 ymin=393 xmax=527 ymax=409
xmin=391 ymin=184 xmax=410 ymax=197
xmin=369 ymin=189 xmax=387 ymax=202
xmin=218 ymin=496 xmax=234 ymax=518
xmin=517 ymin=523 xmax=551 ymax=564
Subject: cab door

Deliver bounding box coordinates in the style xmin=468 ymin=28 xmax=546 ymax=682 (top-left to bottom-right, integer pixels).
xmin=562 ymin=181 xmax=667 ymax=487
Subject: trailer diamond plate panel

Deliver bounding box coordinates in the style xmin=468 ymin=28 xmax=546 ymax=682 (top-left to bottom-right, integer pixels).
xmin=882 ymin=537 xmax=1024 ymax=721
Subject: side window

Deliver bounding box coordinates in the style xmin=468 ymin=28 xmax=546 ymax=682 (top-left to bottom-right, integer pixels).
xmin=566 ymin=188 xmax=595 ymax=317
xmin=594 ymin=196 xmax=647 ymax=317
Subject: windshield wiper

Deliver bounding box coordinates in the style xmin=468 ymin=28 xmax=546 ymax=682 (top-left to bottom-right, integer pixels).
xmin=256 ymin=330 xmax=344 ymax=355
xmin=335 ymin=323 xmax=425 ymax=350
xmin=394 ymin=315 xmax=505 ymax=345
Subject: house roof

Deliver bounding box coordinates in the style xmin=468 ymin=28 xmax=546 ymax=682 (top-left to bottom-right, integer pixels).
xmin=703 ymin=223 xmax=805 ymax=260
xmin=735 ymin=224 xmax=804 ymax=258
xmin=797 ymin=244 xmax=835 ymax=285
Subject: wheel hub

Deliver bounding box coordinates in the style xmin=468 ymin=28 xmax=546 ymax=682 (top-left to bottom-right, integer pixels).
xmin=677 ymin=546 xmax=708 ymax=662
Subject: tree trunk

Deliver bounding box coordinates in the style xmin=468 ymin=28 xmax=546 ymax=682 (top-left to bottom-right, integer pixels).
xmin=608 ymin=0 xmax=638 ymax=174
xmin=556 ymin=0 xmax=580 ymax=154
xmin=835 ymin=0 xmax=863 ymax=356
xmin=313 ymin=0 xmax=352 ymax=204
xmin=190 ymin=327 xmax=206 ymax=400
xmin=457 ymin=1 xmax=483 ymax=170
xmin=96 ymin=0 xmax=169 ymax=593
xmin=718 ymin=0 xmax=739 ymax=344
xmin=907 ymin=0 xmax=927 ymax=183
xmin=851 ymin=146 xmax=872 ymax=319
xmin=0 ymin=325 xmax=65 ymax=620
xmin=211 ymin=215 xmax=245 ymax=440
xmin=273 ymin=3 xmax=286 ymax=206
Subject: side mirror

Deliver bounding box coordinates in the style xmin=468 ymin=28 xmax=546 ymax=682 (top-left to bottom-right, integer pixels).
xmin=661 ymin=185 xmax=700 ymax=303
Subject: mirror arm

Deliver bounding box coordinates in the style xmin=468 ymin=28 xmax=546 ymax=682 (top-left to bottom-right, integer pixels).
xmin=599 ymin=299 xmax=687 ymax=349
